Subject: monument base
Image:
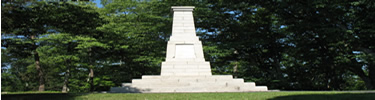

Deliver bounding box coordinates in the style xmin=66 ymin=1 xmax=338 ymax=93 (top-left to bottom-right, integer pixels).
xmin=109 ymin=75 xmax=267 ymax=93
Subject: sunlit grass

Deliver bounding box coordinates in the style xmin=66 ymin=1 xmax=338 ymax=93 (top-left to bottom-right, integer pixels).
xmin=1 ymin=91 xmax=63 ymax=94
xmin=2 ymin=91 xmax=375 ymax=100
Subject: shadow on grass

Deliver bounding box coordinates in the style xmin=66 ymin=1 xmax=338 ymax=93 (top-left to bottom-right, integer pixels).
xmin=268 ymin=93 xmax=375 ymax=100
xmin=1 ymin=93 xmax=88 ymax=100
xmin=109 ymin=86 xmax=144 ymax=93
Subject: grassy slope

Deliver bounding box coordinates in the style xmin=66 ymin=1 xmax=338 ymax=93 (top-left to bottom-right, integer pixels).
xmin=2 ymin=91 xmax=375 ymax=100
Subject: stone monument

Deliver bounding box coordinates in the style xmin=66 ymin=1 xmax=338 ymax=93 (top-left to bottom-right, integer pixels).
xmin=110 ymin=6 xmax=268 ymax=93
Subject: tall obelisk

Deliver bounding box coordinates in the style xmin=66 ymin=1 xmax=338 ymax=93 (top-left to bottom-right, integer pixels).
xmin=161 ymin=6 xmax=211 ymax=76
xmin=110 ymin=6 xmax=268 ymax=93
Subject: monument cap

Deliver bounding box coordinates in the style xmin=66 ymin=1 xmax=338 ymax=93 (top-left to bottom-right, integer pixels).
xmin=171 ymin=6 xmax=195 ymax=11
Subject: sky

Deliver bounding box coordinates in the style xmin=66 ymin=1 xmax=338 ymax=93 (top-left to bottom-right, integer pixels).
xmin=93 ymin=0 xmax=103 ymax=8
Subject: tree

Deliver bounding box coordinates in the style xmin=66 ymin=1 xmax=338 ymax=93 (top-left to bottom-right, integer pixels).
xmin=350 ymin=0 xmax=375 ymax=89
xmin=265 ymin=0 xmax=372 ymax=90
xmin=2 ymin=1 xmax=50 ymax=91
xmin=97 ymin=0 xmax=174 ymax=85
xmin=2 ymin=1 xmax=104 ymax=91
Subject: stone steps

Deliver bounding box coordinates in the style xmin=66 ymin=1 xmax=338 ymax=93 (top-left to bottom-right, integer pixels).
xmin=110 ymin=75 xmax=267 ymax=93
xmin=110 ymin=85 xmax=267 ymax=93
xmin=141 ymin=75 xmax=233 ymax=79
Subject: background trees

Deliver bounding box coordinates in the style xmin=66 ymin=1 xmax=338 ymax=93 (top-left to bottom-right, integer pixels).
xmin=2 ymin=1 xmax=106 ymax=92
xmin=1 ymin=0 xmax=374 ymax=92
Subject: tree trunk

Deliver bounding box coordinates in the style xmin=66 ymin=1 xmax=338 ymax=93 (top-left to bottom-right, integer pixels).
xmin=361 ymin=75 xmax=373 ymax=90
xmin=233 ymin=61 xmax=238 ymax=78
xmin=233 ymin=50 xmax=239 ymax=78
xmin=62 ymin=65 xmax=70 ymax=93
xmin=89 ymin=68 xmax=94 ymax=91
xmin=31 ymin=35 xmax=45 ymax=91
xmin=273 ymin=58 xmax=284 ymax=82
xmin=88 ymin=48 xmax=95 ymax=92
xmin=35 ymin=51 xmax=45 ymax=91
xmin=349 ymin=58 xmax=374 ymax=90
xmin=368 ymin=64 xmax=375 ymax=90
xmin=350 ymin=66 xmax=373 ymax=89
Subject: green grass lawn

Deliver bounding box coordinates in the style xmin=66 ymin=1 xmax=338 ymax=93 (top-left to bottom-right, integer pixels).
xmin=2 ymin=91 xmax=375 ymax=100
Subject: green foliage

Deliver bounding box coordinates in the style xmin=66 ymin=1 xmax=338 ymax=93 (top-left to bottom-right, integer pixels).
xmin=1 ymin=73 xmax=25 ymax=92
xmin=2 ymin=1 xmax=108 ymax=92
xmin=93 ymin=76 xmax=115 ymax=91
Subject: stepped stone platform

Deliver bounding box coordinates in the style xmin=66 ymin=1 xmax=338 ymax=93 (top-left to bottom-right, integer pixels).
xmin=110 ymin=6 xmax=267 ymax=93
xmin=110 ymin=75 xmax=267 ymax=93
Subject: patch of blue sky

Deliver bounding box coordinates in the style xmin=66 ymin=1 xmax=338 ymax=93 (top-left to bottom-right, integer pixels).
xmin=196 ymin=28 xmax=215 ymax=35
xmin=280 ymin=25 xmax=287 ymax=28
xmin=93 ymin=0 xmax=103 ymax=8
xmin=224 ymin=11 xmax=243 ymax=19
xmin=352 ymin=51 xmax=361 ymax=54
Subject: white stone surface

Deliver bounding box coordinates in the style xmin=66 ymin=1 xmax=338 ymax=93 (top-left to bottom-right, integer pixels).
xmin=175 ymin=44 xmax=196 ymax=58
xmin=110 ymin=6 xmax=268 ymax=93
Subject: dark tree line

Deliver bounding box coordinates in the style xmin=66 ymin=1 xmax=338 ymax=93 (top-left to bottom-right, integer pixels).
xmin=1 ymin=0 xmax=374 ymax=92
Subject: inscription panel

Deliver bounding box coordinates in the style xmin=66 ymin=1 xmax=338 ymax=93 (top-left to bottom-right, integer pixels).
xmin=175 ymin=44 xmax=196 ymax=58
